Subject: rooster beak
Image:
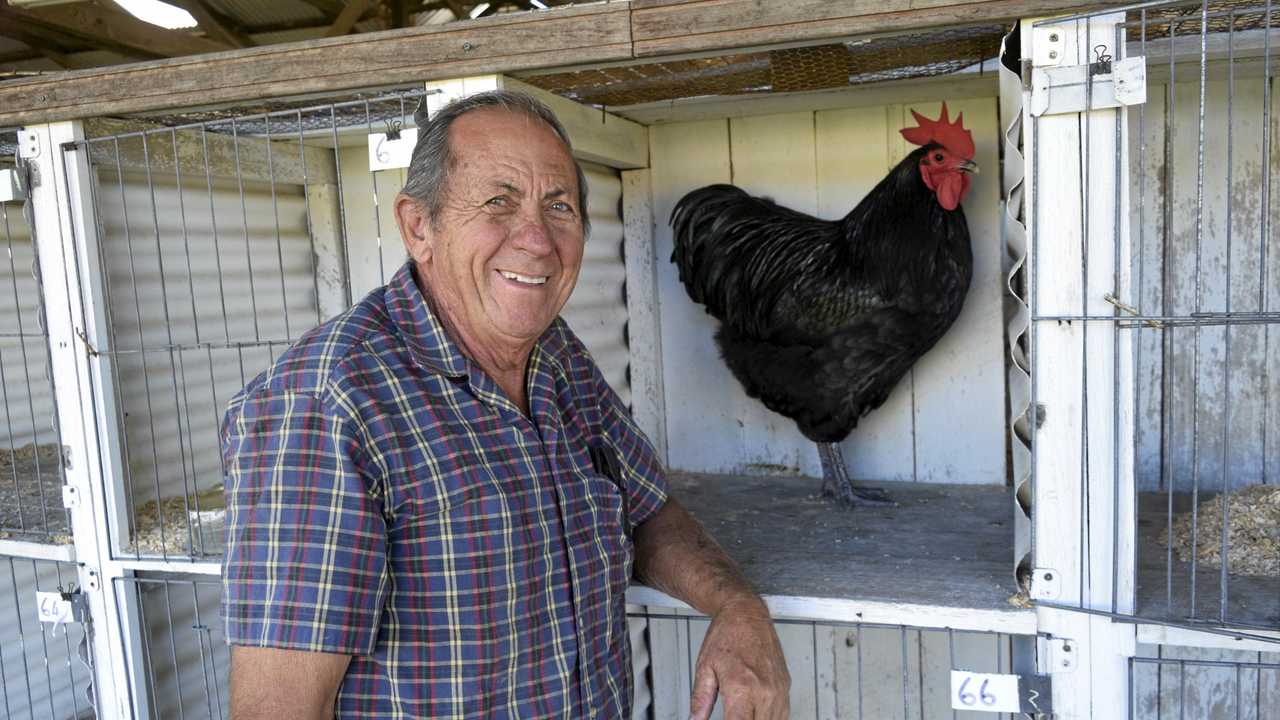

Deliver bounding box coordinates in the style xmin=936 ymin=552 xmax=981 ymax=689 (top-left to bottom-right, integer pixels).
xmin=958 ymin=159 xmax=980 ymax=175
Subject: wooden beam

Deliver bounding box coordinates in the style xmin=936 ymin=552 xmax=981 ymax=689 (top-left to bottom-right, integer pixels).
xmin=499 ymin=76 xmax=648 ymax=169
xmin=326 ymin=0 xmax=378 ymax=37
xmin=630 ymin=0 xmax=1129 ymax=57
xmin=169 ymin=0 xmax=254 ymax=48
xmin=2 ymin=1 xmax=232 ymax=59
xmin=0 ymin=2 xmax=630 ymax=125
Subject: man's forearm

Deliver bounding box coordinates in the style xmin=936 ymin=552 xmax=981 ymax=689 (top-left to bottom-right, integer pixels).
xmin=633 ymin=497 xmax=764 ymax=615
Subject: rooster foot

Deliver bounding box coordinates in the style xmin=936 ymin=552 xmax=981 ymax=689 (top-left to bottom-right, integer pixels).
xmin=817 ymin=441 xmax=897 ymax=508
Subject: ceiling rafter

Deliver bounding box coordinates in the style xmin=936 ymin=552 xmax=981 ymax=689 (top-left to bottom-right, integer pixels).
xmin=0 ymin=1 xmax=232 ymax=59
xmin=325 ymin=0 xmax=380 ymax=36
xmin=169 ymin=0 xmax=254 ymax=48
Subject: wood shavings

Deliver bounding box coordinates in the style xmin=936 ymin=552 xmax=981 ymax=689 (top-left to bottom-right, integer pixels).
xmin=1163 ymin=485 xmax=1280 ymax=577
xmin=126 ymin=485 xmax=225 ymax=558
xmin=0 ymin=443 xmax=70 ymax=541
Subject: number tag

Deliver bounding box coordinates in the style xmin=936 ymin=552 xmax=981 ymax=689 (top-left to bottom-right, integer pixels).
xmin=950 ymin=670 xmax=1021 ymax=713
xmin=36 ymin=591 xmax=74 ymax=625
xmin=367 ymin=128 xmax=418 ymax=171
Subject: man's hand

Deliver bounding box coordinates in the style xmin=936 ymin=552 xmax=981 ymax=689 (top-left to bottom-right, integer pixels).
xmin=690 ymin=598 xmax=790 ymax=720
xmin=632 ymin=498 xmax=791 ymax=719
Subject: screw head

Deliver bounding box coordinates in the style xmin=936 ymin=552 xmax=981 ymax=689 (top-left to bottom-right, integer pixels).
xmin=1049 ymin=33 xmax=1060 ymax=42
xmin=1048 ymin=51 xmax=1058 ymax=59
xmin=1043 ymin=572 xmax=1054 ymax=581
xmin=462 ymin=41 xmax=474 ymax=51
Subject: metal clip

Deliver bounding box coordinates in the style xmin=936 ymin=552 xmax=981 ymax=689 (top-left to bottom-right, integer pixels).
xmin=1089 ymin=44 xmax=1113 ymax=77
xmin=383 ymin=117 xmax=403 ymax=142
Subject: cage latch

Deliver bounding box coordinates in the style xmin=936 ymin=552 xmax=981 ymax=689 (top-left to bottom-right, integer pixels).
xmin=1030 ymin=567 xmax=1061 ymax=600
xmin=1030 ymin=50 xmax=1147 ymax=116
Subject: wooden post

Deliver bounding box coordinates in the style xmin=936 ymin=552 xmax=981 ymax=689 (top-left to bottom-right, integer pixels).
xmin=1024 ymin=12 xmax=1138 ymax=718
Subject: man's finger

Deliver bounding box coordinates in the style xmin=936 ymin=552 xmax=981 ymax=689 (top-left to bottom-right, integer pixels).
xmin=688 ymin=665 xmax=719 ymax=720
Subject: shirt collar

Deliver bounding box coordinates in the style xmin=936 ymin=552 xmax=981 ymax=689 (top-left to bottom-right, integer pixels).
xmin=384 ymin=261 xmax=470 ymax=378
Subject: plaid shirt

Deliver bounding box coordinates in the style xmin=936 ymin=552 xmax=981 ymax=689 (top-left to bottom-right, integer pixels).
xmin=221 ymin=262 xmax=668 ymax=719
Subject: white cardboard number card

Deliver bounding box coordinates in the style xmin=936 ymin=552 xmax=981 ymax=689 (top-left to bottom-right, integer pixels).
xmin=36 ymin=591 xmax=74 ymax=625
xmin=950 ymin=670 xmax=1021 ymax=713
xmin=368 ymin=127 xmax=419 ymax=171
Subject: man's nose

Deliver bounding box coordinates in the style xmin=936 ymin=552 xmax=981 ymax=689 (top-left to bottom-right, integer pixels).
xmin=511 ymin=207 xmax=554 ymax=255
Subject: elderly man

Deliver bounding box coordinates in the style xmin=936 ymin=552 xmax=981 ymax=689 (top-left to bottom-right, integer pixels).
xmin=221 ymin=90 xmax=789 ymax=719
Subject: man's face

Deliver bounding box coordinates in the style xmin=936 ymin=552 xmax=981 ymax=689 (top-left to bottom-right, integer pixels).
xmin=409 ymin=108 xmax=585 ymax=353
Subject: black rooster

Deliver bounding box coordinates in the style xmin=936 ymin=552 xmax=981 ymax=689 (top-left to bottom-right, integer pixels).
xmin=670 ymin=104 xmax=978 ymax=507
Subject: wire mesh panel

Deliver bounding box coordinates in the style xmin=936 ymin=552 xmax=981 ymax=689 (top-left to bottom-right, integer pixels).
xmin=0 ymin=554 xmax=94 ymax=720
xmin=1130 ymin=644 xmax=1280 ymax=718
xmin=66 ymin=91 xmax=434 ymax=561
xmin=113 ymin=576 xmax=227 ymax=720
xmin=1124 ymin=0 xmax=1280 ymax=632
xmin=0 ymin=158 xmax=69 ymax=544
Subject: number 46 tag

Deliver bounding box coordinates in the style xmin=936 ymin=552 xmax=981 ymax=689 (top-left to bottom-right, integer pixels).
xmin=950 ymin=671 xmax=1021 ymax=713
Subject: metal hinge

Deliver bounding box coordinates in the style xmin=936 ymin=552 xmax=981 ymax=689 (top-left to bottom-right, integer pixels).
xmin=1031 ymin=567 xmax=1061 ymax=600
xmin=17 ymin=129 xmax=40 ymax=160
xmin=61 ymin=483 xmax=81 ymax=509
xmin=1031 ymin=40 xmax=1146 ymax=116
xmin=1048 ymin=637 xmax=1077 ymax=672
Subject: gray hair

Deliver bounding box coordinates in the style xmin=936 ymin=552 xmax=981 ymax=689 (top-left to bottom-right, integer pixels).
xmin=404 ymin=89 xmax=590 ymax=237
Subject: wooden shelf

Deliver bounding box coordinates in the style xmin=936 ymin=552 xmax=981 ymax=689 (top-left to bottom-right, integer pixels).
xmin=628 ymin=471 xmax=1035 ymax=635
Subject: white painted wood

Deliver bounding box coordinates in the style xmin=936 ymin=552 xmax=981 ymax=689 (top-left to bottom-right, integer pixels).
xmin=339 ymin=143 xmax=406 ymax=298
xmin=1137 ymin=624 xmax=1280 ymax=654
xmin=626 ymin=585 xmax=1037 ymax=636
xmin=499 ymin=77 xmax=648 ymax=170
xmin=0 ymin=539 xmax=74 ymax=563
xmin=24 ymin=121 xmax=139 ymax=719
xmin=651 ymin=98 xmax=1006 ymax=484
xmin=305 ymin=182 xmax=351 ymax=320
xmin=1027 ymin=13 xmax=1138 ymax=718
xmin=649 ymin=119 xmax=739 ymax=474
xmin=622 ymin=168 xmax=669 ymax=465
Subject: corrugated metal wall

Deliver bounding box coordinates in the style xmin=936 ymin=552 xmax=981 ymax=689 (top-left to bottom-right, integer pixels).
xmin=0 ymin=195 xmax=56 ymax=452
xmin=0 ymin=555 xmax=94 ymax=720
xmin=1132 ymin=79 xmax=1280 ymax=492
xmin=90 ymin=167 xmax=318 ymax=554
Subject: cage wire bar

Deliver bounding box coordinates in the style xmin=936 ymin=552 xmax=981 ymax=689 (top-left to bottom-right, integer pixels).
xmin=1 ymin=137 xmax=70 ymax=545
xmin=0 ymin=554 xmax=95 ymax=720
xmin=64 ymin=88 xmax=433 ymax=564
xmin=1129 ymin=649 xmax=1280 ymax=718
xmin=1029 ymin=0 xmax=1280 ymax=639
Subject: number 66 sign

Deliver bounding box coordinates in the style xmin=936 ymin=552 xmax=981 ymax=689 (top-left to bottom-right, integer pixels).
xmin=949 ymin=670 xmax=1022 ymax=713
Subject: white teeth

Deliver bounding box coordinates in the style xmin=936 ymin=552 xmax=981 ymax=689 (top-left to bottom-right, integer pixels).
xmin=499 ymin=270 xmax=548 ymax=285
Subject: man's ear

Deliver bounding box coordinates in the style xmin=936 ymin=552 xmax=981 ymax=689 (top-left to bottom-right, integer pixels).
xmin=394 ymin=193 xmax=434 ymax=265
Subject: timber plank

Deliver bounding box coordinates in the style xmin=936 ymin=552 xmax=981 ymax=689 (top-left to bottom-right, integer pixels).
xmin=0 ymin=4 xmax=630 ymax=126
xmin=631 ymin=0 xmax=1126 ymax=57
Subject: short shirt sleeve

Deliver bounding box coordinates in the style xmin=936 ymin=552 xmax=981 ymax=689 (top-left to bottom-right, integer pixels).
xmin=221 ymin=387 xmax=388 ymax=655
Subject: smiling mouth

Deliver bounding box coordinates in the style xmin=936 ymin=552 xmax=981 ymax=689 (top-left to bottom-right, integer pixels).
xmin=499 ymin=270 xmax=549 ymax=285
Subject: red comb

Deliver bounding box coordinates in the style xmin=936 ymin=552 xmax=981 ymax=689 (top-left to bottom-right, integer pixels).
xmin=899 ymin=103 xmax=975 ymax=160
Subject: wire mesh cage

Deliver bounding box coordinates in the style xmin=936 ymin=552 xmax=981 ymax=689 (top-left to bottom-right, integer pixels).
xmin=0 ymin=554 xmax=94 ymax=720
xmin=70 ymin=89 xmax=428 ymax=560
xmin=1125 ymin=0 xmax=1280 ymax=632
xmin=1023 ymin=0 xmax=1280 ymax=637
xmin=113 ymin=575 xmax=228 ymax=720
xmin=1130 ymin=644 xmax=1280 ymax=718
xmin=0 ymin=149 xmax=69 ymax=545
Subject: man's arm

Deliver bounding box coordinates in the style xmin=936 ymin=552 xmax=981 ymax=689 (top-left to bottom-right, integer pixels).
xmin=230 ymin=646 xmax=351 ymax=720
xmin=633 ymin=497 xmax=790 ymax=720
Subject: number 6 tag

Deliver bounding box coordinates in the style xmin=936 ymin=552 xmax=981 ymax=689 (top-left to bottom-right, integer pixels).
xmin=950 ymin=670 xmax=1021 ymax=713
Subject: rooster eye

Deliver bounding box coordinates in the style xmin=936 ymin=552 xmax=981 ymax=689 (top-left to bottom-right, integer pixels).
xmin=933 ymin=153 xmax=944 ymax=162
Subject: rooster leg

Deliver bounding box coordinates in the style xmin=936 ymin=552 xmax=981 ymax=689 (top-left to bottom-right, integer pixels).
xmin=817 ymin=442 xmax=896 ymax=508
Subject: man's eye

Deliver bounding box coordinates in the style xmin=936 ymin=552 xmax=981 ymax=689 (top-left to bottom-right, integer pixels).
xmin=550 ymin=201 xmax=574 ymax=213
xmin=486 ymin=197 xmax=507 ymax=207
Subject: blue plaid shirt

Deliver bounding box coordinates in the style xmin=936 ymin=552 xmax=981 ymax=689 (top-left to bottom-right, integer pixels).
xmin=221 ymin=262 xmax=668 ymax=718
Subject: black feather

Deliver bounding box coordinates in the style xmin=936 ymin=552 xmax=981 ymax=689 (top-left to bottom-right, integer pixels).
xmin=669 ymin=144 xmax=974 ymax=443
